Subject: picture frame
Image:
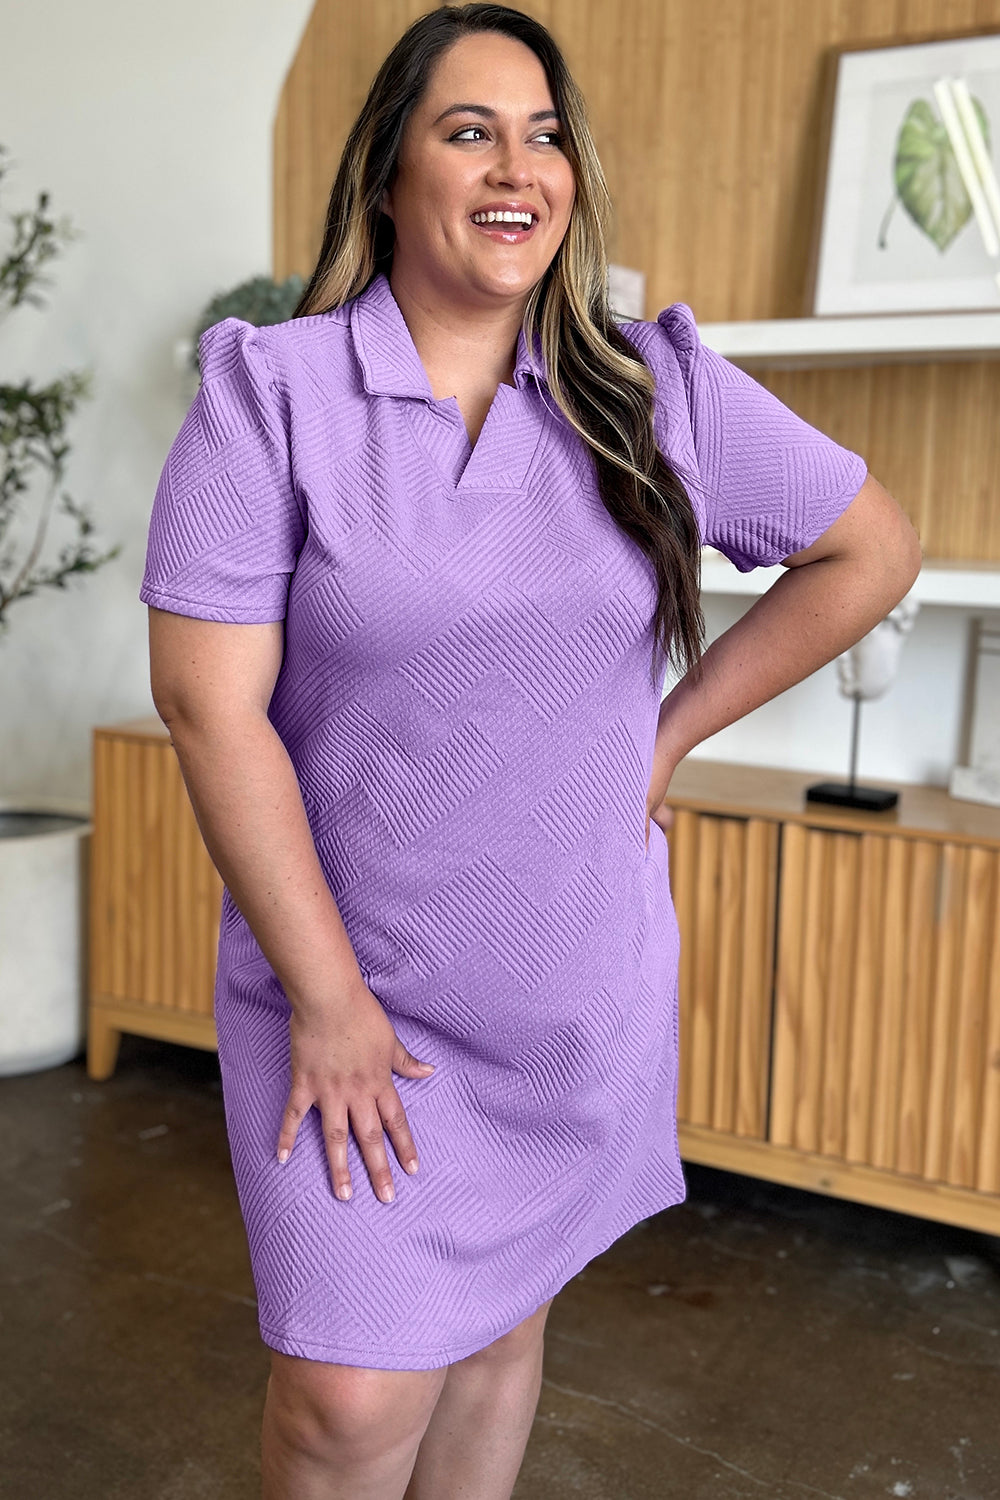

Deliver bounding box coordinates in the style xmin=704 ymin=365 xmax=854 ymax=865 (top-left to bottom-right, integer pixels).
xmin=950 ymin=613 xmax=1000 ymax=808
xmin=805 ymin=25 xmax=1000 ymax=316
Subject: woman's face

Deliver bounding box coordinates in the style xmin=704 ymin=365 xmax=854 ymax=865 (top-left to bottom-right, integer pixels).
xmin=381 ymin=31 xmax=577 ymax=309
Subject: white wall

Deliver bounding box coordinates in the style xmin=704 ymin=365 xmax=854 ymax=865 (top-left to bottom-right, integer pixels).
xmin=0 ymin=1 xmax=973 ymax=801
xmin=685 ymin=595 xmax=967 ymax=789
xmin=0 ymin=0 xmax=313 ymax=801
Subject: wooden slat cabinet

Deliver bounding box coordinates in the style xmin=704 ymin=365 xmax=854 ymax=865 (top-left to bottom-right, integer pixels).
xmin=88 ymin=717 xmax=221 ymax=1079
xmin=771 ymin=824 xmax=1000 ymax=1197
xmin=667 ymin=759 xmax=1000 ymax=1235
xmin=669 ymin=807 xmax=778 ymax=1140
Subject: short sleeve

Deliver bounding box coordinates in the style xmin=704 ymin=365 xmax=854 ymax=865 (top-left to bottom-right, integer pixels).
xmin=642 ymin=302 xmax=868 ymax=573
xmin=139 ymin=317 xmax=305 ymax=622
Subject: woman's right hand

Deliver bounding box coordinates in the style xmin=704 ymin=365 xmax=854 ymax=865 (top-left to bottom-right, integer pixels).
xmin=276 ymin=983 xmax=435 ymax=1204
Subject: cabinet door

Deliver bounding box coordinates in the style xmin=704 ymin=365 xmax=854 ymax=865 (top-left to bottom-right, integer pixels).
xmin=770 ymin=822 xmax=1000 ymax=1194
xmin=91 ymin=733 xmax=222 ymax=1016
xmin=668 ymin=808 xmax=779 ymax=1139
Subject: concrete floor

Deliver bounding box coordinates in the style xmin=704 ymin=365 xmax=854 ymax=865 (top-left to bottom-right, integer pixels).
xmin=2 ymin=1034 xmax=999 ymax=1500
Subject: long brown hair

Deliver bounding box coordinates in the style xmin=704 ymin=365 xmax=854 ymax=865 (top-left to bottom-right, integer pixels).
xmin=293 ymin=3 xmax=704 ymax=685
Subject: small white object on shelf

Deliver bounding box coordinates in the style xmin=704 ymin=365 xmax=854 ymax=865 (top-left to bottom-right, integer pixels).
xmin=608 ymin=264 xmax=646 ymax=321
xmin=698 ymin=311 xmax=1000 ymax=369
xmin=173 ymin=335 xmax=194 ymax=372
xmin=837 ymin=590 xmax=920 ymax=699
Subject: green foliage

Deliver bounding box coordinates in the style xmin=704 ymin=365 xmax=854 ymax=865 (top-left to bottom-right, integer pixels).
xmin=884 ymin=92 xmax=992 ymax=252
xmin=191 ymin=273 xmax=305 ymax=374
xmin=0 ymin=144 xmax=120 ymax=637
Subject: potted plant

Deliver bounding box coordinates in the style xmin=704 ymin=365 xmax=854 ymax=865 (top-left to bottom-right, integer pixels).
xmin=189 ymin=272 xmax=305 ymax=368
xmin=170 ymin=271 xmax=306 ymax=403
xmin=0 ymin=143 xmax=119 ymax=1076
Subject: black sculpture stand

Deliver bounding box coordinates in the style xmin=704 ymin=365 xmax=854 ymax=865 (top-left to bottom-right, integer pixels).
xmin=805 ymin=693 xmax=898 ymax=812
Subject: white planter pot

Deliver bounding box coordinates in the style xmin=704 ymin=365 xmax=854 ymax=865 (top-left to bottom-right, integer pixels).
xmin=0 ymin=797 xmax=91 ymax=1076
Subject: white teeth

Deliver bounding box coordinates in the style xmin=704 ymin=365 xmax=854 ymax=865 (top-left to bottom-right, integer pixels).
xmin=471 ymin=210 xmax=533 ymax=227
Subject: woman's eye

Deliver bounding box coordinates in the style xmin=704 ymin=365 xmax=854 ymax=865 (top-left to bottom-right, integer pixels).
xmin=448 ymin=126 xmax=563 ymax=146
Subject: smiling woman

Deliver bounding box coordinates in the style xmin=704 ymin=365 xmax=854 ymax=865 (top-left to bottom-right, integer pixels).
xmin=373 ymin=30 xmax=577 ymax=440
xmin=138 ymin=4 xmax=919 ymax=1498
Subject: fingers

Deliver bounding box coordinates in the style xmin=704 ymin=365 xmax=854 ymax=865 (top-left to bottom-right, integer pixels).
xmin=276 ymin=1083 xmax=423 ymax=1204
xmin=275 ymin=1090 xmax=310 ymax=1165
xmin=349 ymin=1105 xmax=398 ymax=1203
xmin=392 ymin=1042 xmax=436 ymax=1077
xmin=647 ymin=798 xmax=675 ymax=837
xmin=339 ymin=1085 xmax=421 ymax=1203
xmin=322 ymin=1109 xmax=353 ymax=1201
xmin=276 ymin=1000 xmax=431 ymax=1202
xmin=379 ymin=1087 xmax=421 ymax=1180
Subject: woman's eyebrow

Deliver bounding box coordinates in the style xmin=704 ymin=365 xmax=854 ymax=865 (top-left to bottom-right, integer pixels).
xmin=432 ymin=103 xmax=560 ymax=126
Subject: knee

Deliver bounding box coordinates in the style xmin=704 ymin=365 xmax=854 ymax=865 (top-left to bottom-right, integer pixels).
xmin=460 ymin=1296 xmax=555 ymax=1369
xmin=265 ymin=1352 xmax=444 ymax=1467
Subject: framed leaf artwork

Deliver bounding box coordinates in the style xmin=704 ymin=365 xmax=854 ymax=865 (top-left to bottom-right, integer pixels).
xmin=805 ymin=26 xmax=1000 ymax=316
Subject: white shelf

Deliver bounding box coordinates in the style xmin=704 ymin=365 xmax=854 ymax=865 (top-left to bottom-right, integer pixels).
xmin=701 ymin=549 xmax=1000 ymax=610
xmin=698 ymin=311 xmax=1000 ymax=369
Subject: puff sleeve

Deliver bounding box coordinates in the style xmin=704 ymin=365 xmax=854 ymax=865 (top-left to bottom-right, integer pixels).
xmin=636 ymin=302 xmax=868 ymax=573
xmin=139 ymin=318 xmax=305 ymax=622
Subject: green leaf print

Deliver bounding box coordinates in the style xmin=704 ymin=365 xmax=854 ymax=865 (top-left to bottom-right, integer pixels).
xmin=884 ymin=93 xmax=992 ymax=252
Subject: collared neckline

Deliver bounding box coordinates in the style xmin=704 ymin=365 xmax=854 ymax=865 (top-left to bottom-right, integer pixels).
xmin=348 ymin=271 xmax=549 ymax=399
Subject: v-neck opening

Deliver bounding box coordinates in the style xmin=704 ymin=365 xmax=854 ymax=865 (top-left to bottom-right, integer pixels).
xmin=403 ymin=379 xmax=548 ymax=496
xmin=437 ymin=384 xmax=511 ymax=487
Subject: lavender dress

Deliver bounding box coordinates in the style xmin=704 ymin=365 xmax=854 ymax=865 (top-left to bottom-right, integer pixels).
xmin=140 ymin=272 xmax=867 ymax=1369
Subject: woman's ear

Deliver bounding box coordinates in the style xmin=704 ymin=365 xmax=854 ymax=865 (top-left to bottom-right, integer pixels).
xmin=379 ymin=186 xmax=393 ymax=223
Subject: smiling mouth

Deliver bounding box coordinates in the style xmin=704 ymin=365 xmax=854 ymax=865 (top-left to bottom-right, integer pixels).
xmin=469 ymin=210 xmax=538 ymax=240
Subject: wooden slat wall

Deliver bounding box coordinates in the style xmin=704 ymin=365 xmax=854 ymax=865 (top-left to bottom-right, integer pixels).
xmin=273 ymin=0 xmax=436 ymax=280
xmin=669 ymin=807 xmax=779 ymax=1139
xmin=90 ymin=731 xmax=222 ymax=1017
xmin=274 ymin=0 xmax=1000 ymax=563
xmin=771 ymin=823 xmax=1000 ymax=1195
xmin=765 ymin=358 xmax=1000 ymax=562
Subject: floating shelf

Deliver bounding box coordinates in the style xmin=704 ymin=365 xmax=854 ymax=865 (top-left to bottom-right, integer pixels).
xmin=701 ymin=549 xmax=1000 ymax=609
xmin=698 ymin=311 xmax=1000 ymax=369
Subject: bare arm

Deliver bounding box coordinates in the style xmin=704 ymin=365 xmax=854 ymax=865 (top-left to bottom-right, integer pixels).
xmin=149 ymin=610 xmax=364 ymax=1008
xmin=646 ymin=472 xmax=923 ymax=826
xmin=148 ymin=607 xmax=435 ymax=1202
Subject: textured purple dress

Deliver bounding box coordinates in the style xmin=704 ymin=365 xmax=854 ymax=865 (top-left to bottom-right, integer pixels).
xmin=140 ymin=271 xmax=867 ymax=1369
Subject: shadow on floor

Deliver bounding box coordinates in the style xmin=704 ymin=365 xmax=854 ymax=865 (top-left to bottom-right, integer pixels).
xmin=1 ymin=1034 xmax=998 ymax=1499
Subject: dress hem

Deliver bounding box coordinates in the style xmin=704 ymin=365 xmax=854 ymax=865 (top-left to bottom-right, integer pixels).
xmin=256 ymin=1169 xmax=687 ymax=1371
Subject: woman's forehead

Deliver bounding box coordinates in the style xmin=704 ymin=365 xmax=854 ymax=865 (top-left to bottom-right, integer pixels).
xmin=417 ymin=32 xmax=555 ymax=116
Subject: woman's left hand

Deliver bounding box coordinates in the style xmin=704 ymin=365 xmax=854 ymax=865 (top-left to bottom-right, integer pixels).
xmin=644 ymin=793 xmax=676 ymax=850
xmin=644 ymin=744 xmax=682 ymax=850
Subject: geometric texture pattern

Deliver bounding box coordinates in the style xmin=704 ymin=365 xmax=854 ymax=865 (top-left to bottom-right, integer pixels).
xmin=139 ymin=272 xmax=867 ymax=1370
xmin=635 ymin=302 xmax=869 ymax=573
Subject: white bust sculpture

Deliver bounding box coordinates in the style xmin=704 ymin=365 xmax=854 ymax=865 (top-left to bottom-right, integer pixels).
xmin=835 ymin=590 xmax=920 ymax=700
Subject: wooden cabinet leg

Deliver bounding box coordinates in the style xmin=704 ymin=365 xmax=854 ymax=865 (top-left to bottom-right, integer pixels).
xmin=87 ymin=1010 xmax=122 ymax=1080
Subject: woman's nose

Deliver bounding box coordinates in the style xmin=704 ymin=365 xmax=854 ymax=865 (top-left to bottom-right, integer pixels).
xmin=488 ymin=147 xmax=536 ymax=186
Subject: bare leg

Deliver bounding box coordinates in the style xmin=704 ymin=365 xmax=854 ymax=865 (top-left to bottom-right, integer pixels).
xmin=261 ymin=1351 xmax=448 ymax=1500
xmin=402 ymin=1296 xmax=555 ymax=1500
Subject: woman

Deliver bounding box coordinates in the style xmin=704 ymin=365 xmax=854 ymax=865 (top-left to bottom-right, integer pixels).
xmin=140 ymin=5 xmax=921 ymax=1497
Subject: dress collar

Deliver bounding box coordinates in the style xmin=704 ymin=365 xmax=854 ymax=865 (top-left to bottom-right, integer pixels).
xmin=348 ymin=270 xmax=549 ymax=398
